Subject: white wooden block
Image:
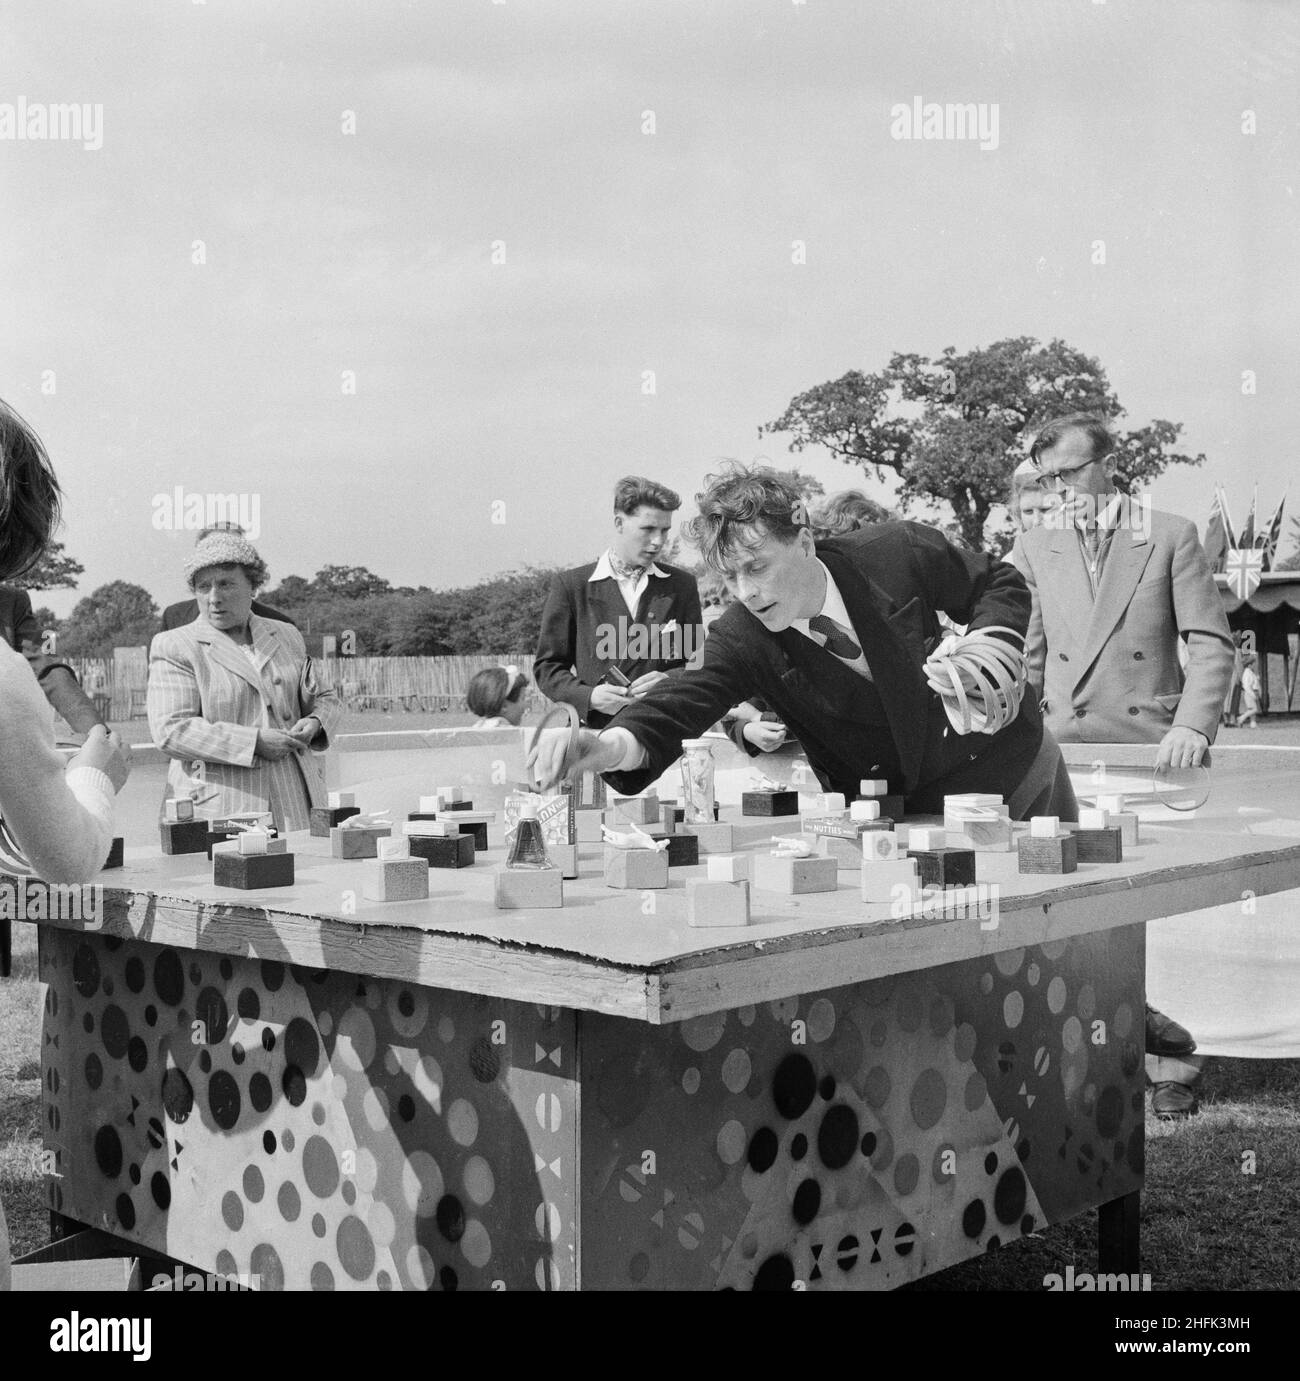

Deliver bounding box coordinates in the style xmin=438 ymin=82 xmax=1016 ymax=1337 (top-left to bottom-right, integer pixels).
xmin=860 ymin=857 xmax=921 ymax=902
xmin=859 ymin=779 xmax=888 ymax=797
xmin=361 ymin=856 xmax=429 ymax=902
xmin=612 ymin=794 xmax=660 ymax=826
xmin=575 ymin=809 xmax=605 ymax=843
xmin=945 ymin=818 xmax=1015 ymax=852
xmin=817 ymin=835 xmax=864 ymax=870
xmin=377 ymin=837 xmax=410 ymax=861
xmin=551 ymin=843 xmax=578 ymax=879
xmin=328 ymin=791 xmax=355 ymax=809
xmin=604 ymin=847 xmax=669 ymax=890
xmin=238 ymin=829 xmax=269 ymax=855
xmin=907 ymin=826 xmax=946 ymax=851
xmin=1029 ymin=816 xmax=1060 ymax=838
xmin=164 ymin=797 xmax=194 ymax=822
xmin=851 ymin=800 xmax=882 ymax=821
xmin=816 ymin=792 xmax=847 ymax=815
xmin=1113 ymin=811 xmax=1140 ymax=845
xmin=752 ymin=853 xmax=838 ymax=895
xmin=707 ymin=854 xmax=752 ymax=882
xmin=493 ymin=866 xmax=564 ymax=909
xmin=1096 ymin=793 xmax=1127 ymax=815
xmin=861 ymin=831 xmax=901 ymax=862
xmin=687 ymin=879 xmax=751 ymax=928
xmin=404 ymin=818 xmax=459 ymax=837
xmin=1078 ymin=807 xmax=1110 ymax=830
xmin=418 ymin=795 xmax=442 ymax=813
xmin=685 ymin=821 xmax=734 ymax=854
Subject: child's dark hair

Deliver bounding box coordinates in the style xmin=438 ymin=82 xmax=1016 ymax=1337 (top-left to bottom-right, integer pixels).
xmin=0 ymin=400 xmax=63 ymax=582
xmin=466 ymin=667 xmax=527 ymax=718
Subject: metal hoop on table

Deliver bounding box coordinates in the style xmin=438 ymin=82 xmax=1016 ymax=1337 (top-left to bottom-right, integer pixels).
xmin=525 ymin=702 xmax=582 ymax=789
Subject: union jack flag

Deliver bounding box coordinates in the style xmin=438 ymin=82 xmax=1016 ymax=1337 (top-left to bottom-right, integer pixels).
xmin=1225 ymin=546 xmax=1263 ymax=600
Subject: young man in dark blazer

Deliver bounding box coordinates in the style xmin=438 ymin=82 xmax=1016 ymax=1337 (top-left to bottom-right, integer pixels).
xmin=535 ymin=466 xmax=1075 ymax=822
xmin=534 ymin=476 xmax=704 ymax=729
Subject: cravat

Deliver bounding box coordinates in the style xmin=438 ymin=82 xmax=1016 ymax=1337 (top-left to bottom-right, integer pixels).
xmin=607 ymin=551 xmax=647 ymax=582
xmin=809 ymin=613 xmax=862 ymax=661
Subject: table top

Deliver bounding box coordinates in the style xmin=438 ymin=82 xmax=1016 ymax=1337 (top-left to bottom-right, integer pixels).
xmin=13 ymin=801 xmax=1300 ymax=1024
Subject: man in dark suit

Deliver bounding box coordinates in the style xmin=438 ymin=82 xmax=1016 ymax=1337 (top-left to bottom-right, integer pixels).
xmin=160 ymin=523 xmax=296 ymax=632
xmin=535 ymin=466 xmax=1074 ymax=821
xmin=534 ymin=476 xmax=704 ymax=728
xmin=0 ymin=584 xmax=105 ymax=734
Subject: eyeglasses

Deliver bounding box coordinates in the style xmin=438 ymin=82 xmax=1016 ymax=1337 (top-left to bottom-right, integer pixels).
xmin=1028 ymin=451 xmax=1114 ymax=489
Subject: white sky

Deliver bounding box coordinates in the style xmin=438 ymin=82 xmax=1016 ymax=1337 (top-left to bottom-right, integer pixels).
xmin=2 ymin=0 xmax=1296 ymax=616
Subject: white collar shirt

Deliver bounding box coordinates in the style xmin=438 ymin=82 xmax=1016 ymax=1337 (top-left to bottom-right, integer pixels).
xmin=590 ymin=550 xmax=668 ymax=617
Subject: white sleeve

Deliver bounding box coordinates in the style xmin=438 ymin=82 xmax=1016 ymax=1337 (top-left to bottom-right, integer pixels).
xmin=0 ymin=643 xmax=116 ymax=881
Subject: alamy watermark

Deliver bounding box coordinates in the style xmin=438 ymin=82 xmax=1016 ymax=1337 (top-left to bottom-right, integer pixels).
xmin=0 ymin=97 xmax=102 ymax=151
xmin=890 ymin=97 xmax=999 ymax=151
xmin=151 ymin=486 xmax=262 ymax=540
xmin=0 ymin=879 xmax=102 ymax=927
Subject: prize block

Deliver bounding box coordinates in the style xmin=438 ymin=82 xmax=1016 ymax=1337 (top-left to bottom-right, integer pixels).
xmin=672 ymin=803 xmax=720 ymax=824
xmin=493 ymin=866 xmax=564 ymax=910
xmin=945 ymin=817 xmax=1014 ymax=852
xmin=1065 ymin=825 xmax=1124 ymax=864
xmin=751 ymin=852 xmax=838 ymax=895
xmin=603 ymin=846 xmax=670 ymax=890
xmin=163 ymin=798 xmax=194 ymax=823
xmin=440 ymin=800 xmax=475 ymax=814
xmin=407 ymin=812 xmax=439 ymax=823
xmin=1112 ymin=812 xmax=1140 ymax=846
xmin=862 ymin=830 xmax=901 ymax=862
xmin=908 ymin=847 xmax=976 ymax=889
xmin=550 ymin=843 xmax=578 ymax=879
xmin=860 ymin=857 xmax=922 ymax=903
xmin=206 ymin=824 xmax=245 ymax=859
xmin=850 ymin=800 xmax=881 ymax=822
xmin=856 ymin=793 xmax=904 ymax=821
xmin=859 ymin=779 xmax=888 ymax=797
xmin=817 ymin=834 xmax=865 ymax=870
xmin=905 ymin=826 xmax=947 ymax=852
xmin=686 ymin=878 xmax=751 ymax=928
xmin=102 ymin=837 xmax=124 ymax=870
xmin=654 ymin=812 xmax=676 ymax=835
xmin=160 ymin=819 xmax=209 ymax=856
xmin=327 ymin=791 xmax=355 ymax=809
xmin=330 ymin=826 xmax=393 ymax=860
xmin=646 ymin=832 xmax=698 ymax=868
xmin=813 ymin=793 xmax=847 ymax=815
xmin=310 ymin=805 xmax=360 ymax=837
xmin=404 ymin=819 xmax=460 ymax=837
xmin=575 ymin=808 xmax=605 ymax=844
xmin=742 ymin=789 xmax=799 ymax=817
xmin=706 ymin=854 xmax=752 ymax=883
xmin=408 ymin=833 xmax=476 ymax=869
xmin=684 ymin=821 xmax=733 ymax=854
xmin=452 ymin=819 xmax=490 ymax=851
xmin=213 ymin=850 xmax=295 ymax=890
xmin=1017 ymin=832 xmax=1078 ymax=875
xmin=361 ymin=857 xmax=429 ymax=903
xmin=612 ymin=794 xmax=660 ymax=826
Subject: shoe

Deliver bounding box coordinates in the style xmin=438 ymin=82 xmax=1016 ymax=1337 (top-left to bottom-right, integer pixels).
xmin=1152 ymin=1081 xmax=1199 ymax=1119
xmin=1145 ymin=1003 xmax=1197 ymax=1057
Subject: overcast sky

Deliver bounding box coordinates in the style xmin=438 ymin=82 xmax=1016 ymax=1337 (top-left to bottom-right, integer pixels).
xmin=2 ymin=0 xmax=1296 ymax=617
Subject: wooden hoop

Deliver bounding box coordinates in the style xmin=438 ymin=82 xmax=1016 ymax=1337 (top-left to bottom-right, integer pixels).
xmin=526 ymin=701 xmax=582 ymax=787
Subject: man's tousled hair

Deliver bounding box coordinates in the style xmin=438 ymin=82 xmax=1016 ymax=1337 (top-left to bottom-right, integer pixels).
xmin=683 ymin=464 xmax=808 ymax=572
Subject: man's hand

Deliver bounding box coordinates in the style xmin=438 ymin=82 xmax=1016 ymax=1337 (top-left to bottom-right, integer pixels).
xmin=69 ymin=725 xmax=132 ymax=793
xmin=590 ymin=684 xmax=633 ymax=716
xmin=742 ymin=720 xmax=787 ymax=752
xmin=256 ymin=727 xmax=306 ymax=761
xmin=529 ymin=727 xmax=624 ymax=791
xmin=1155 ymin=725 xmax=1209 ymax=770
xmin=627 ymin=671 xmax=668 ymax=698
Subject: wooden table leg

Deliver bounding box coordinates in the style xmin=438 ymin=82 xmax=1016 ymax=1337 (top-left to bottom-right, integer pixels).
xmin=1098 ymin=1190 xmax=1141 ymax=1273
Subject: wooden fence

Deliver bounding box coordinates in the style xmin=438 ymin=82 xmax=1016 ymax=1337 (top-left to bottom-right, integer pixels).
xmin=64 ymin=653 xmax=543 ymax=719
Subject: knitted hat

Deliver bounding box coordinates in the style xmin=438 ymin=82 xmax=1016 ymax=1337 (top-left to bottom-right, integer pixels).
xmin=184 ymin=533 xmax=267 ymax=588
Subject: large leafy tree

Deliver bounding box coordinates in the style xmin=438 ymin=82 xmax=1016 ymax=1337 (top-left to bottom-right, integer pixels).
xmin=59 ymin=581 xmax=159 ymax=657
xmin=311 ymin=565 xmax=392 ymax=599
xmin=13 ymin=540 xmax=84 ymax=591
xmin=761 ymin=337 xmax=1204 ymax=550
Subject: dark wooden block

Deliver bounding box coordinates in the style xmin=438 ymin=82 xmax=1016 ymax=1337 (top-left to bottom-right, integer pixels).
xmin=741 ymin=789 xmax=799 ymax=817
xmin=647 ymin=832 xmax=699 ymax=867
xmin=310 ymin=805 xmax=360 ymax=837
xmin=407 ymin=812 xmax=439 ymax=822
xmin=1069 ymin=826 xmax=1124 ymax=864
xmin=454 ymin=820 xmax=489 ymax=851
xmin=408 ymin=832 xmax=476 ymax=869
xmin=1017 ymin=833 xmax=1078 ymax=874
xmin=440 ymin=800 xmax=475 ymax=814
xmin=213 ymin=850 xmax=295 ymax=889
xmin=102 ymin=837 xmax=124 ymax=870
xmin=907 ymin=846 xmax=976 ymax=888
xmin=160 ymin=819 xmax=209 ymax=856
xmin=854 ymin=793 xmax=904 ymax=821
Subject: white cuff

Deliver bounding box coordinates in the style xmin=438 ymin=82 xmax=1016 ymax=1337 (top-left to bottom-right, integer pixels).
xmin=598 ymin=727 xmax=646 ymax=772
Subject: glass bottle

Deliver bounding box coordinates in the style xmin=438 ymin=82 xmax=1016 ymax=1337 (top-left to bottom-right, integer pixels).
xmin=505 ymin=800 xmax=554 ymax=870
xmin=680 ymin=738 xmax=716 ymax=824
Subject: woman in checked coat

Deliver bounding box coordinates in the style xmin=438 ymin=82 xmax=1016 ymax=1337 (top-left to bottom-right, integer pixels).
xmin=148 ymin=533 xmax=340 ymax=831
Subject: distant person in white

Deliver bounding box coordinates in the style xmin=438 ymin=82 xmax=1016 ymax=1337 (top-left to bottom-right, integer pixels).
xmin=0 ymin=401 xmax=131 ymax=1292
xmin=147 ymin=533 xmax=339 ymax=832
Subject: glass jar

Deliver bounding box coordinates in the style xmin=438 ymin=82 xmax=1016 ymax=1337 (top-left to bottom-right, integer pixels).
xmin=680 ymin=738 xmax=716 ymax=824
xmin=506 ymin=801 xmax=554 ymax=870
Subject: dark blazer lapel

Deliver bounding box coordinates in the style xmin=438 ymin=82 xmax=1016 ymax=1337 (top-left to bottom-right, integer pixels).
xmin=813 ymin=550 xmax=930 ymax=787
xmin=585 ymin=573 xmax=629 ymax=647
xmin=772 ymin=623 xmax=882 ymax=722
xmin=1076 ymin=514 xmax=1153 ymax=686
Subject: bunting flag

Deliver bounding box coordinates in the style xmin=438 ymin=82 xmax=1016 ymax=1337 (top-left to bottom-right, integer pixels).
xmin=1240 ymin=485 xmax=1258 ymax=551
xmin=1260 ymin=492 xmax=1288 ymax=571
xmin=1225 ymin=546 xmax=1264 ymax=600
xmin=1203 ymin=493 xmax=1229 ymax=573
